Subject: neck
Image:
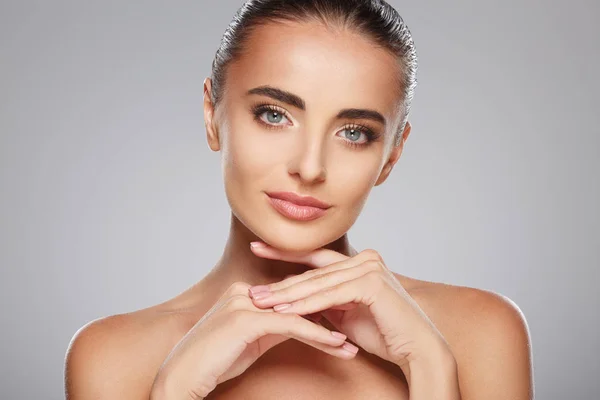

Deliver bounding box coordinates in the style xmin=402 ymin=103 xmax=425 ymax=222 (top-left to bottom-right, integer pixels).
xmin=206 ymin=213 xmax=356 ymax=288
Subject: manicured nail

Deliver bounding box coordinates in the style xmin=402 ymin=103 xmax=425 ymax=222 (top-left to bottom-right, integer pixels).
xmin=273 ymin=303 xmax=291 ymax=312
xmin=331 ymin=331 xmax=346 ymax=340
xmin=249 ymin=285 xmax=270 ymax=296
xmin=342 ymin=342 xmax=359 ymax=354
xmin=250 ymin=241 xmax=266 ymax=249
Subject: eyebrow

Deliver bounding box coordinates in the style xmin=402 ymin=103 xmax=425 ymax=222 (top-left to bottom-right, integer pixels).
xmin=246 ymin=85 xmax=387 ymax=127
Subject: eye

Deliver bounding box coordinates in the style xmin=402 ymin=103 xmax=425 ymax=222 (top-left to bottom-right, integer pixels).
xmin=336 ymin=124 xmax=380 ymax=149
xmin=249 ymin=103 xmax=381 ymax=148
xmin=251 ymin=104 xmax=291 ymax=128
xmin=339 ymin=127 xmax=368 ymax=144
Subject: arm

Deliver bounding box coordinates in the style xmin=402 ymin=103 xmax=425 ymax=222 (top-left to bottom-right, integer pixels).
xmin=401 ymin=290 xmax=534 ymax=400
xmin=408 ymin=350 xmax=461 ymax=400
xmin=64 ymin=315 xmax=150 ymax=399
xmin=399 ymin=339 xmax=461 ymax=400
xmin=456 ymin=292 xmax=534 ymax=399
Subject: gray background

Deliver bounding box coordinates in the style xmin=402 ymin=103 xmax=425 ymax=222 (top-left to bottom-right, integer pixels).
xmin=1 ymin=0 xmax=598 ymax=399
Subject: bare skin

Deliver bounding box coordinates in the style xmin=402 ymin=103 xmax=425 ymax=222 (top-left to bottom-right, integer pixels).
xmin=65 ymin=244 xmax=529 ymax=399
xmin=65 ymin=19 xmax=533 ymax=400
xmin=64 ymin=220 xmax=532 ymax=399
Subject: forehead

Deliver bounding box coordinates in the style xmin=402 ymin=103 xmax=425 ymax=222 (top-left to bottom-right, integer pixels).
xmin=226 ymin=20 xmax=403 ymax=124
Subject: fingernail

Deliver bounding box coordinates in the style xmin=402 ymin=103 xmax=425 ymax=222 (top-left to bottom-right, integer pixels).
xmin=273 ymin=303 xmax=291 ymax=312
xmin=250 ymin=241 xmax=266 ymax=249
xmin=342 ymin=342 xmax=359 ymax=354
xmin=331 ymin=331 xmax=346 ymax=340
xmin=249 ymin=285 xmax=270 ymax=296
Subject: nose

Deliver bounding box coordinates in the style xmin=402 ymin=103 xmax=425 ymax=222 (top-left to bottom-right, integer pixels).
xmin=287 ymin=134 xmax=327 ymax=184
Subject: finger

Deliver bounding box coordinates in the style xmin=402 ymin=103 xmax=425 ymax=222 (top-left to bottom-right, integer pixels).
xmin=297 ymin=336 xmax=359 ymax=359
xmin=223 ymin=281 xmax=253 ymax=298
xmin=243 ymin=311 xmax=358 ymax=358
xmin=270 ymin=273 xmax=383 ymax=316
xmin=307 ymin=304 xmax=356 ymax=317
xmin=247 ymin=311 xmax=346 ymax=347
xmin=252 ymin=314 xmax=323 ymax=349
xmin=217 ymin=282 xmax=275 ymax=314
xmin=251 ymin=260 xmax=378 ymax=309
xmin=213 ymin=281 xmax=252 ymax=312
xmin=220 ymin=293 xmax=274 ymax=314
xmin=257 ymin=333 xmax=356 ymax=360
xmin=330 ymin=303 xmax=358 ymax=310
xmin=253 ymin=250 xmax=377 ymax=293
xmin=250 ymin=242 xmax=348 ymax=269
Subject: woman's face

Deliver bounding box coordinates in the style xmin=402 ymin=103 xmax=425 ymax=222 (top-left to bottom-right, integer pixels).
xmin=204 ymin=20 xmax=411 ymax=252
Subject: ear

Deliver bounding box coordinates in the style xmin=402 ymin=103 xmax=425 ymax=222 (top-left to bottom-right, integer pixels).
xmin=203 ymin=77 xmax=220 ymax=152
xmin=375 ymin=121 xmax=411 ymax=186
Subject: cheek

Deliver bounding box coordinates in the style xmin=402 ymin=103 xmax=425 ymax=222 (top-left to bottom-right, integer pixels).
xmin=329 ymin=157 xmax=381 ymax=213
xmin=222 ymin=124 xmax=288 ymax=210
xmin=223 ymin=128 xmax=273 ymax=180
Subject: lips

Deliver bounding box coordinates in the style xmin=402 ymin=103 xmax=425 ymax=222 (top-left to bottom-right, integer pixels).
xmin=265 ymin=191 xmax=332 ymax=221
xmin=265 ymin=191 xmax=332 ymax=209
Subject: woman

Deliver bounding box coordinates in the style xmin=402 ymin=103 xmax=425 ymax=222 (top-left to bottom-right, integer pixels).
xmin=65 ymin=1 xmax=533 ymax=399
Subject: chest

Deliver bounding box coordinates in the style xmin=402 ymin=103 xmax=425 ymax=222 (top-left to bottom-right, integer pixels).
xmin=204 ymin=340 xmax=410 ymax=400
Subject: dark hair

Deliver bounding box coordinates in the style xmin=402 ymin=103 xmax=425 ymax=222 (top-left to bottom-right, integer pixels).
xmin=210 ymin=0 xmax=418 ymax=146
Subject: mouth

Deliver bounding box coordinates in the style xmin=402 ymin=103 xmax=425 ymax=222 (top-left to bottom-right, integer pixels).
xmin=265 ymin=191 xmax=332 ymax=222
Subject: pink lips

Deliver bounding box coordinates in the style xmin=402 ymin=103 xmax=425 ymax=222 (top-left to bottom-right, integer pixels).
xmin=265 ymin=191 xmax=332 ymax=221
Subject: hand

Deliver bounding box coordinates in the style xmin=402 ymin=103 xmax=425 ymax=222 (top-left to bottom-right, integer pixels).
xmin=150 ymin=281 xmax=358 ymax=400
xmin=248 ymin=242 xmax=455 ymax=375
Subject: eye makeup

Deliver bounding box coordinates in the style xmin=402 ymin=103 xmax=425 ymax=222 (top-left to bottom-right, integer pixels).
xmin=248 ymin=102 xmax=382 ymax=149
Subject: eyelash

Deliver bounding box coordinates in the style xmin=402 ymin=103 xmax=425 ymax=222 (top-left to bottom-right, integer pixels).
xmin=249 ymin=102 xmax=381 ymax=149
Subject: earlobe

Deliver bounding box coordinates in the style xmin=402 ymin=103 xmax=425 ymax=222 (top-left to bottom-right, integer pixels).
xmin=203 ymin=78 xmax=221 ymax=152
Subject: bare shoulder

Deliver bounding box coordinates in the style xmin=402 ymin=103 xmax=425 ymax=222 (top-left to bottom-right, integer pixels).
xmin=398 ymin=275 xmax=530 ymax=340
xmin=64 ymin=305 xmax=197 ymax=399
xmin=398 ymin=274 xmax=534 ymax=399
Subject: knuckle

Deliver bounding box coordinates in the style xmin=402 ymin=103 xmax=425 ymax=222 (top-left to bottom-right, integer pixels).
xmin=223 ymin=294 xmax=251 ymax=312
xmin=227 ymin=281 xmax=252 ymax=296
xmin=363 ymin=259 xmax=385 ymax=272
xmin=364 ymin=270 xmax=386 ymax=288
xmin=361 ymin=248 xmax=383 ymax=262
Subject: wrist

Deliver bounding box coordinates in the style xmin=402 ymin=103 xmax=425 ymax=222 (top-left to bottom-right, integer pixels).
xmin=150 ymin=369 xmax=209 ymax=400
xmin=398 ymin=340 xmax=460 ymax=400
xmin=408 ymin=347 xmax=457 ymax=377
xmin=406 ymin=355 xmax=459 ymax=400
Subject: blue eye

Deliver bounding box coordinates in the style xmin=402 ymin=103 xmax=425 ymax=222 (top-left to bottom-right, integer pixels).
xmin=344 ymin=128 xmax=366 ymax=143
xmin=251 ymin=104 xmax=290 ymax=127
xmin=336 ymin=125 xmax=380 ymax=149
xmin=249 ymin=102 xmax=381 ymax=148
xmin=264 ymin=110 xmax=285 ymax=124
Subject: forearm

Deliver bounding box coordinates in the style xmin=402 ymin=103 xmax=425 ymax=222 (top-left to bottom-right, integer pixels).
xmin=398 ymin=343 xmax=461 ymax=400
xmin=149 ymin=370 xmax=209 ymax=400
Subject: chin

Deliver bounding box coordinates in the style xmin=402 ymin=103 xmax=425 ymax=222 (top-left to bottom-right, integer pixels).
xmin=259 ymin=233 xmax=328 ymax=253
xmin=236 ymin=206 xmax=350 ymax=253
